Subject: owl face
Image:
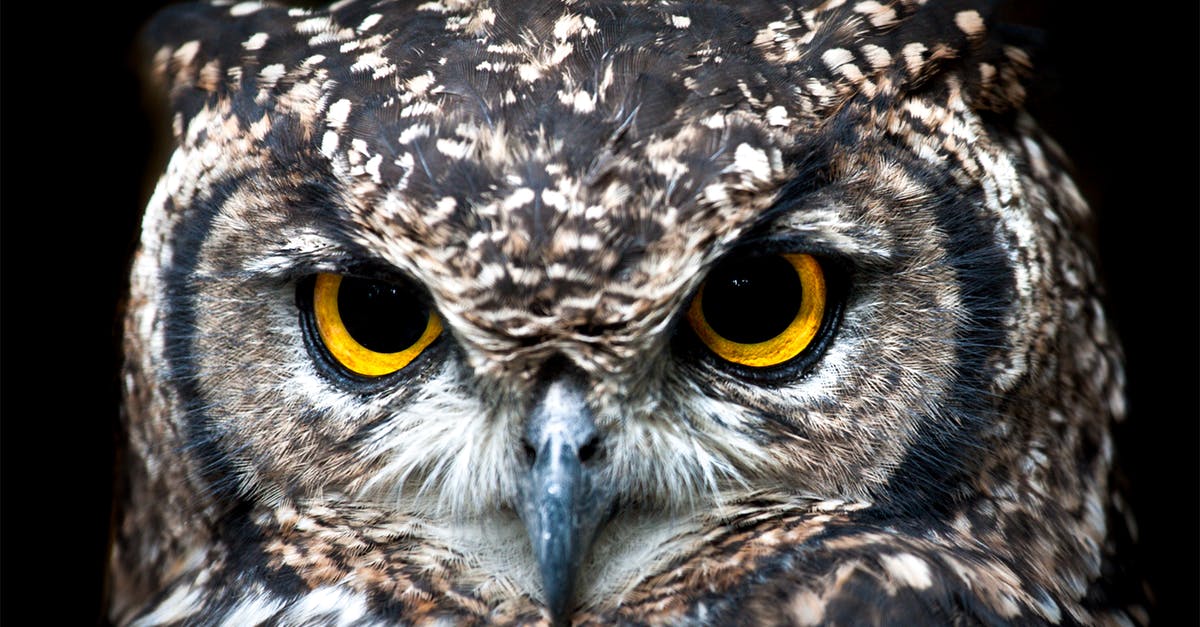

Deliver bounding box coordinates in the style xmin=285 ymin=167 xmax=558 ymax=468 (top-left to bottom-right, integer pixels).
xmin=162 ymin=0 xmax=991 ymax=539
xmin=115 ymin=1 xmax=1131 ymax=624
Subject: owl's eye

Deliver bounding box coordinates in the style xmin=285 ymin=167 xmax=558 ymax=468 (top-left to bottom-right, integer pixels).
xmin=686 ymin=253 xmax=828 ymax=369
xmin=309 ymin=273 xmax=442 ymax=377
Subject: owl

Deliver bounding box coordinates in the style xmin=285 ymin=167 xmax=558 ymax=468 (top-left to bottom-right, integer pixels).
xmin=110 ymin=0 xmax=1143 ymax=624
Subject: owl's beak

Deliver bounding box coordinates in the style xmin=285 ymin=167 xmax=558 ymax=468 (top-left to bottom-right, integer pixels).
xmin=518 ymin=376 xmax=613 ymax=626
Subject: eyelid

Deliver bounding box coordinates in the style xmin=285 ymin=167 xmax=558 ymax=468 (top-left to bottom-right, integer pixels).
xmin=752 ymin=205 xmax=898 ymax=271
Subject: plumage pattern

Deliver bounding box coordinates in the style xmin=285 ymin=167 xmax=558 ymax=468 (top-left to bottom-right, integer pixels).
xmin=112 ymin=0 xmax=1142 ymax=624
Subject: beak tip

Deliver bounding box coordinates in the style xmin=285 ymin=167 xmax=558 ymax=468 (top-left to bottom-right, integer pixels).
xmin=544 ymin=594 xmax=574 ymax=627
xmin=531 ymin=520 xmax=579 ymax=625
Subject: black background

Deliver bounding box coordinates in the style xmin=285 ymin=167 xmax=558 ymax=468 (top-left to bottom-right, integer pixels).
xmin=1 ymin=2 xmax=1195 ymax=623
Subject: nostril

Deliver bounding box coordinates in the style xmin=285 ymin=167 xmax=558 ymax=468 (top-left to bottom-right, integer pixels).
xmin=577 ymin=435 xmax=600 ymax=464
xmin=522 ymin=440 xmax=537 ymax=464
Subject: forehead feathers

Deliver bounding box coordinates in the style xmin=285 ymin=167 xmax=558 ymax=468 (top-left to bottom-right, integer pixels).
xmin=145 ymin=0 xmax=1030 ymax=373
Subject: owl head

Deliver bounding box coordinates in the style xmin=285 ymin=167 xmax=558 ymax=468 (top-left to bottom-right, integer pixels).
xmin=113 ymin=1 xmax=1132 ymax=624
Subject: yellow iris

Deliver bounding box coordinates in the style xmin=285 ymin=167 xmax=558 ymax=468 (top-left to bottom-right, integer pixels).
xmin=312 ymin=273 xmax=442 ymax=377
xmin=687 ymin=253 xmax=826 ymax=368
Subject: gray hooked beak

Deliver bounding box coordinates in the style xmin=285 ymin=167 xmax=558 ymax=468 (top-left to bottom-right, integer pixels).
xmin=518 ymin=377 xmax=614 ymax=626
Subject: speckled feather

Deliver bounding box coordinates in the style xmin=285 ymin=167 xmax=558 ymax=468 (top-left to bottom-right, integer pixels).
xmin=112 ymin=0 xmax=1141 ymax=625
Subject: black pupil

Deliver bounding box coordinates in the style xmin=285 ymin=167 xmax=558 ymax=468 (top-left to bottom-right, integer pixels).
xmin=337 ymin=277 xmax=428 ymax=353
xmin=702 ymin=255 xmax=803 ymax=344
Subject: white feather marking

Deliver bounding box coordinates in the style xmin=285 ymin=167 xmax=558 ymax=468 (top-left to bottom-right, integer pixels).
xmin=861 ymin=44 xmax=891 ymax=69
xmin=258 ymin=63 xmax=286 ymax=87
xmin=541 ymin=188 xmax=569 ymax=211
xmin=242 ymin=32 xmax=269 ymax=51
xmin=357 ymin=13 xmax=383 ymax=32
xmin=365 ymin=154 xmax=383 ymax=183
xmin=229 ymin=2 xmax=262 ymax=16
xmin=326 ymin=98 xmax=352 ymax=129
xmin=902 ymin=42 xmax=928 ymax=75
xmin=572 ymin=90 xmax=595 ymax=113
xmin=821 ymin=47 xmax=854 ymax=70
xmin=219 ymin=592 xmax=285 ymax=625
xmin=766 ymin=105 xmax=790 ymax=127
xmin=130 ymin=584 xmax=205 ymax=626
xmin=285 ymin=586 xmax=370 ymax=625
xmin=553 ymin=13 xmax=583 ymax=40
xmin=789 ymin=589 xmax=826 ymax=625
xmin=954 ymin=10 xmax=985 ymax=38
xmin=172 ymin=40 xmax=201 ymax=68
xmin=731 ymin=143 xmax=772 ymax=182
xmin=518 ymin=64 xmax=542 ymax=82
xmin=503 ymin=187 xmax=536 ymax=210
xmin=853 ymin=1 xmax=898 ymax=28
xmin=397 ymin=124 xmax=430 ymax=144
xmin=400 ymin=101 xmax=438 ymax=118
xmin=351 ymin=52 xmax=395 ymax=79
xmin=295 ymin=16 xmax=334 ymax=34
xmin=320 ymin=130 xmax=340 ymax=158
xmin=436 ymin=138 xmax=471 ymax=159
xmin=880 ymin=553 xmax=933 ymax=590
xmin=405 ymin=72 xmax=436 ymax=95
xmin=551 ymin=42 xmax=573 ymax=65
